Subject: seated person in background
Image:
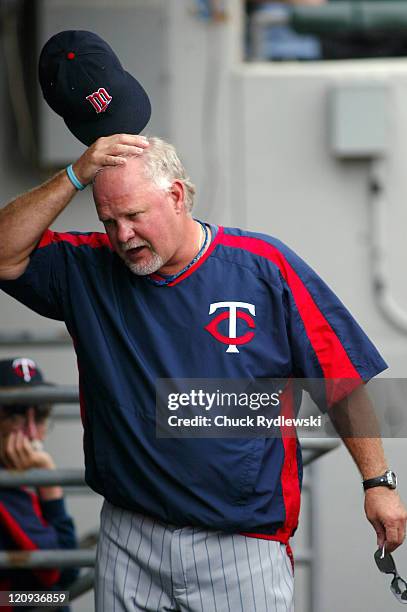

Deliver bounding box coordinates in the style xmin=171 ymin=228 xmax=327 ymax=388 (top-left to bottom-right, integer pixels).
xmin=0 ymin=358 xmax=79 ymax=609
xmin=247 ymin=0 xmax=325 ymax=61
xmin=248 ymin=0 xmax=407 ymax=61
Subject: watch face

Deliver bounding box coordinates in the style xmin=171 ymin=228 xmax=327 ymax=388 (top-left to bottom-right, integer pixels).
xmin=386 ymin=471 xmax=397 ymax=489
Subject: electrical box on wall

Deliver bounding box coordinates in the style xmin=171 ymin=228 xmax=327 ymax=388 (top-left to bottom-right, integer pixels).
xmin=36 ymin=0 xmax=170 ymax=166
xmin=330 ymin=83 xmax=390 ymax=158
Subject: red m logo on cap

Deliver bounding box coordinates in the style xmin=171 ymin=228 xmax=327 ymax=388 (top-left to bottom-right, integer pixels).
xmin=86 ymin=87 xmax=112 ymax=113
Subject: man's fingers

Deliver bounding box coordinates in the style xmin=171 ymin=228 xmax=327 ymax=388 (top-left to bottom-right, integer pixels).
xmin=384 ymin=525 xmax=400 ymax=552
xmin=384 ymin=522 xmax=407 ymax=553
xmin=371 ymin=519 xmax=386 ymax=548
xmin=100 ymin=145 xmax=145 ymax=164
xmin=103 ymin=156 xmax=127 ymax=167
xmin=102 ymin=148 xmax=145 ymax=166
xmin=365 ymin=489 xmax=407 ymax=553
xmin=73 ymin=134 xmax=148 ymax=183
xmin=108 ymin=134 xmax=149 ymax=147
xmin=13 ymin=431 xmax=31 ymax=470
xmin=96 ymin=134 xmax=149 ymax=155
xmin=14 ymin=430 xmax=24 ymax=453
xmin=0 ymin=437 xmax=12 ymax=469
xmin=20 ymin=435 xmax=35 ymax=463
xmin=3 ymin=431 xmax=33 ymax=470
xmin=5 ymin=432 xmax=23 ymax=470
xmin=109 ymin=144 xmax=146 ymax=157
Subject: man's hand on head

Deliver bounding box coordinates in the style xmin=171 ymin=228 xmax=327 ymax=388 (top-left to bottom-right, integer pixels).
xmin=72 ymin=133 xmax=149 ymax=185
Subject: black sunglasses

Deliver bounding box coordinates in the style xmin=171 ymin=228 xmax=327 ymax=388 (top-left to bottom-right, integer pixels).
xmin=375 ymin=546 xmax=407 ymax=604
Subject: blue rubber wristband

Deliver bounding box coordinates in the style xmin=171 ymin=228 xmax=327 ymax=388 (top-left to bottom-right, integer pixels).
xmin=66 ymin=164 xmax=86 ymax=190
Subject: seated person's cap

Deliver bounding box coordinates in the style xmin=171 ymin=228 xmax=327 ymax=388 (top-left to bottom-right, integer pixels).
xmin=38 ymin=30 xmax=151 ymax=146
xmin=0 ymin=358 xmax=51 ymax=415
xmin=0 ymin=358 xmax=47 ymax=387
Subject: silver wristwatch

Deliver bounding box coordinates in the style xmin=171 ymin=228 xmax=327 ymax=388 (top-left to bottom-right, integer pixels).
xmin=363 ymin=469 xmax=397 ymax=491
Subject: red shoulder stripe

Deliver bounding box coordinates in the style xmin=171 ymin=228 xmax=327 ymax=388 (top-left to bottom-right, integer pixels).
xmin=38 ymin=229 xmax=111 ymax=249
xmin=219 ymin=233 xmax=360 ymax=383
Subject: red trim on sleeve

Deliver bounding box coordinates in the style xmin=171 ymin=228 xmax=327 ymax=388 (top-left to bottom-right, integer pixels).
xmin=38 ymin=229 xmax=111 ymax=249
xmin=219 ymin=233 xmax=362 ymax=391
xmin=0 ymin=501 xmax=60 ymax=587
xmin=240 ymin=382 xmax=301 ymax=544
xmin=278 ymin=385 xmax=301 ymax=539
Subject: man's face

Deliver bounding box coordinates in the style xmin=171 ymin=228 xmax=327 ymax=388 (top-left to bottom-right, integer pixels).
xmin=93 ymin=157 xmax=184 ymax=275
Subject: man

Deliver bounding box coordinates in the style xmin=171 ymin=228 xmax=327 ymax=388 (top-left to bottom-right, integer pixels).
xmin=0 ymin=134 xmax=405 ymax=612
xmin=0 ymin=358 xmax=78 ymax=610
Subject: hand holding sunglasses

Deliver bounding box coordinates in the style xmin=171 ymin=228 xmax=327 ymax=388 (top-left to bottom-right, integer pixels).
xmin=375 ymin=545 xmax=407 ymax=604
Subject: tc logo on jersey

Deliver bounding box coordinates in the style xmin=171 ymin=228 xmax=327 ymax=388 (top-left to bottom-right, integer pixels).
xmin=205 ymin=302 xmax=256 ymax=353
xmin=12 ymin=358 xmax=37 ymax=382
xmin=86 ymin=87 xmax=112 ymax=113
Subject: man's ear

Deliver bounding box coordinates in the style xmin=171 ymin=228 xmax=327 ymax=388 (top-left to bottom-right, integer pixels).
xmin=170 ymin=180 xmax=186 ymax=214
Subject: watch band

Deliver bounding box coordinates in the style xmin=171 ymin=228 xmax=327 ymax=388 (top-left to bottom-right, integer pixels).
xmin=363 ymin=470 xmax=397 ymax=491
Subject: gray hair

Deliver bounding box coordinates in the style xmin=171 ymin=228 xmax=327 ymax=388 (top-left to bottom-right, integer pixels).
xmin=141 ymin=137 xmax=196 ymax=212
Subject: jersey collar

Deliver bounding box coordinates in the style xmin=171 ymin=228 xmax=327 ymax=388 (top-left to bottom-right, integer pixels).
xmin=147 ymin=224 xmax=223 ymax=287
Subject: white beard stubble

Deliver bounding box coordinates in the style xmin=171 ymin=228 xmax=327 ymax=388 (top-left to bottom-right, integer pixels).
xmin=121 ymin=240 xmax=165 ymax=276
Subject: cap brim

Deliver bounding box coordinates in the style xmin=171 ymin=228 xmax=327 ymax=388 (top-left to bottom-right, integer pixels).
xmin=64 ymin=72 xmax=151 ymax=146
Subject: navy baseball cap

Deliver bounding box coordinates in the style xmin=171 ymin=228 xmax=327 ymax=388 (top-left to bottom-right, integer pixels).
xmin=39 ymin=30 xmax=151 ymax=146
xmin=0 ymin=358 xmax=52 ymax=415
xmin=0 ymin=358 xmax=48 ymax=387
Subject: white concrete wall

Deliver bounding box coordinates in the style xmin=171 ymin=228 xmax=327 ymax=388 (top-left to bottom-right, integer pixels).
xmin=0 ymin=1 xmax=407 ymax=611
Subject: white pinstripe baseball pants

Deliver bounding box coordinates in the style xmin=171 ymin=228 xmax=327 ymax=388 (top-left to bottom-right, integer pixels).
xmin=95 ymin=500 xmax=294 ymax=612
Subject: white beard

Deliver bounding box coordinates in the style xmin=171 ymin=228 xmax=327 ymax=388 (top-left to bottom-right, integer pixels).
xmin=120 ymin=238 xmax=165 ymax=276
xmin=124 ymin=249 xmax=165 ymax=276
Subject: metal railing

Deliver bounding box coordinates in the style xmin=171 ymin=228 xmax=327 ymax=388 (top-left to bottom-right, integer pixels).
xmin=0 ymin=468 xmax=85 ymax=487
xmin=0 ymin=382 xmax=340 ymax=611
xmin=0 ymin=386 xmax=78 ymax=405
xmin=0 ymin=438 xmax=338 ymax=488
xmin=0 ymin=550 xmax=96 ymax=569
xmin=0 ymin=330 xmax=71 ymax=346
xmin=302 ymin=438 xmax=339 ymax=465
